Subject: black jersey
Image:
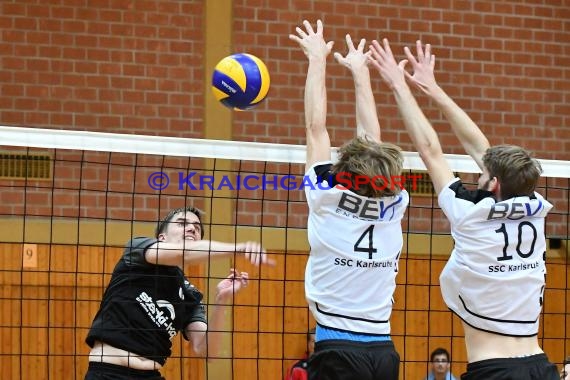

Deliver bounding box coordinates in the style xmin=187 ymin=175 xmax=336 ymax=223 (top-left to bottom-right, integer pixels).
xmin=86 ymin=237 xmax=207 ymax=365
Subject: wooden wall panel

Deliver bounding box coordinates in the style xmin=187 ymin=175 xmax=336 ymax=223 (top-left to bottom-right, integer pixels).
xmin=0 ymin=244 xmax=205 ymax=379
xmin=0 ymin=243 xmax=567 ymax=379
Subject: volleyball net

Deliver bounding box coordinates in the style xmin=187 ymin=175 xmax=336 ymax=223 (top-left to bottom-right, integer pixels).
xmin=1 ymin=125 xmax=568 ymax=379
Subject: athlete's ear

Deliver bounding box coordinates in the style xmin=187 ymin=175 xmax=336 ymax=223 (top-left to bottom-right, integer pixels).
xmin=489 ymin=177 xmax=500 ymax=197
xmin=157 ymin=233 xmax=166 ymax=241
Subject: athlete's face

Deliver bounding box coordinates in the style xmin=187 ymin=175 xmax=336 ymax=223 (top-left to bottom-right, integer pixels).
xmin=478 ymin=168 xmax=490 ymax=190
xmin=431 ymin=354 xmax=450 ymax=375
xmin=478 ymin=167 xmax=496 ymax=193
xmin=159 ymin=211 xmax=202 ymax=243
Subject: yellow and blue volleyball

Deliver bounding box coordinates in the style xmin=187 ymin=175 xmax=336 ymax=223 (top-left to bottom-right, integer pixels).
xmin=211 ymin=53 xmax=270 ymax=110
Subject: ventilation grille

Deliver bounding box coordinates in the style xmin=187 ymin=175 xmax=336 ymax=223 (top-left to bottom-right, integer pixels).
xmin=405 ymin=170 xmax=435 ymax=196
xmin=0 ymin=152 xmax=52 ymax=180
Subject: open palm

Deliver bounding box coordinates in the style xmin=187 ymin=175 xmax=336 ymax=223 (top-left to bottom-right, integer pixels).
xmin=403 ymin=40 xmax=437 ymax=95
xmin=334 ymin=34 xmax=370 ymax=72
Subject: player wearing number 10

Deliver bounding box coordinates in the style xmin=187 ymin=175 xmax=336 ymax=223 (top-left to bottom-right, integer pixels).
xmin=290 ymin=20 xmax=407 ymax=380
xmin=369 ymin=39 xmax=559 ymax=379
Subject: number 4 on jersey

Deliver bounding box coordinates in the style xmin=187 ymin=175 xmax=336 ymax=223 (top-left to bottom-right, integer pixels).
xmin=354 ymin=225 xmax=377 ymax=259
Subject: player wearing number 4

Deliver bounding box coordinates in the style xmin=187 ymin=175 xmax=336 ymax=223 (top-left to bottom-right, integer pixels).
xmin=290 ymin=20 xmax=408 ymax=380
xmin=368 ymin=38 xmax=559 ymax=379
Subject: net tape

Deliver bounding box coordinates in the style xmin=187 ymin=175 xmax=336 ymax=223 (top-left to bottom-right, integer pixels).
xmin=2 ymin=125 xmax=569 ymax=178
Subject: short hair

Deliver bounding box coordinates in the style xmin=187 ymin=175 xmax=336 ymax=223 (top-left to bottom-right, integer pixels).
xmin=430 ymin=347 xmax=450 ymax=362
xmin=331 ymin=136 xmax=404 ymax=198
xmin=155 ymin=206 xmax=205 ymax=238
xmin=482 ymin=145 xmax=542 ymax=200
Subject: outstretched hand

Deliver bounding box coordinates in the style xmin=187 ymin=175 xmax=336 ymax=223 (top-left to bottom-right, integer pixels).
xmin=237 ymin=241 xmax=276 ymax=266
xmin=403 ymin=40 xmax=437 ymax=95
xmin=215 ymin=269 xmax=249 ymax=303
xmin=289 ymin=19 xmax=334 ymax=61
xmin=334 ymin=34 xmax=370 ymax=74
xmin=368 ymin=38 xmax=408 ymax=90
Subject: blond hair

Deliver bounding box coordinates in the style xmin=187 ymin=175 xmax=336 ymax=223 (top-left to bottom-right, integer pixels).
xmin=331 ymin=137 xmax=403 ymax=198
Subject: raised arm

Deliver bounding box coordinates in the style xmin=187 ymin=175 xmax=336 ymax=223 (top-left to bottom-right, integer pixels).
xmin=186 ymin=269 xmax=249 ymax=358
xmin=289 ymin=20 xmax=334 ymax=171
xmin=145 ymin=240 xmax=274 ymax=267
xmin=403 ymin=40 xmax=489 ymax=169
xmin=334 ymin=35 xmax=381 ymax=142
xmin=368 ymin=38 xmax=454 ymax=194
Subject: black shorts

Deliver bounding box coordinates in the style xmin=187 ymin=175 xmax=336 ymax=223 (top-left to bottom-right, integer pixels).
xmin=84 ymin=361 xmax=165 ymax=380
xmin=308 ymin=340 xmax=399 ymax=380
xmin=461 ymin=353 xmax=559 ymax=380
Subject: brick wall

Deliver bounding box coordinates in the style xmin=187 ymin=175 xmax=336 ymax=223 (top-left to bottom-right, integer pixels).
xmin=232 ymin=1 xmax=570 ymax=161
xmin=0 ymin=0 xmax=204 ymax=136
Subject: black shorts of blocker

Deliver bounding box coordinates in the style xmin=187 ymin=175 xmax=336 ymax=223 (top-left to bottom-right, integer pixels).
xmin=84 ymin=361 xmax=165 ymax=380
xmin=461 ymin=353 xmax=559 ymax=380
xmin=308 ymin=340 xmax=399 ymax=380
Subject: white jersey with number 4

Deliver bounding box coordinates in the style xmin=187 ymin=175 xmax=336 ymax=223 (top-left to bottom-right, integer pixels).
xmin=304 ymin=162 xmax=409 ymax=335
xmin=438 ymin=178 xmax=553 ymax=336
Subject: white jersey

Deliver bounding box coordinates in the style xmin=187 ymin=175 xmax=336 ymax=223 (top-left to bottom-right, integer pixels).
xmin=304 ymin=162 xmax=409 ymax=334
xmin=438 ymin=178 xmax=553 ymax=336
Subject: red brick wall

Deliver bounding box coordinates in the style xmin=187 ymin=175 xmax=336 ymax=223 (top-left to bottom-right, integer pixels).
xmin=0 ymin=0 xmax=204 ymax=137
xmin=3 ymin=1 xmax=567 ymax=154
xmin=231 ymin=1 xmax=569 ymax=160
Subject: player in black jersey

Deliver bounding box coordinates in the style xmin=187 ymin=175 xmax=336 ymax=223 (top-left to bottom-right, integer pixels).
xmin=290 ymin=20 xmax=408 ymax=380
xmin=85 ymin=206 xmax=273 ymax=379
xmin=369 ymin=38 xmax=559 ymax=380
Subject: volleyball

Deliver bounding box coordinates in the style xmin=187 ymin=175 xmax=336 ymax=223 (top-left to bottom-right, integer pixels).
xmin=211 ymin=53 xmax=270 ymax=110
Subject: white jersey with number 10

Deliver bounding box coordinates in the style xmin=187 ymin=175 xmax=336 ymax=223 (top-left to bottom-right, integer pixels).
xmin=438 ymin=178 xmax=553 ymax=336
